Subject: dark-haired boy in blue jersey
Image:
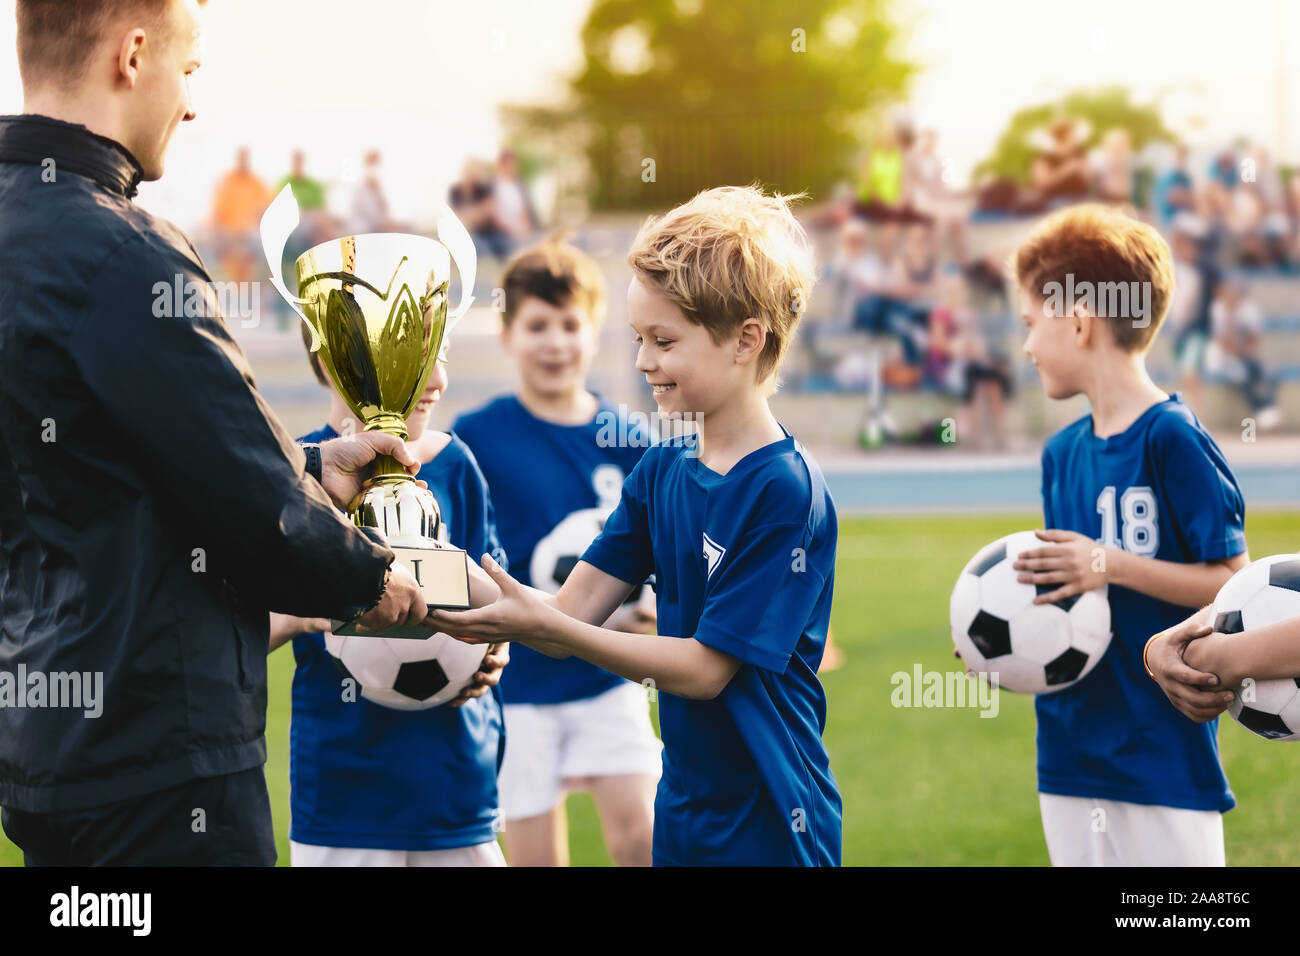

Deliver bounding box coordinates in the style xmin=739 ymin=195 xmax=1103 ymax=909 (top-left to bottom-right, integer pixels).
xmin=432 ymin=185 xmax=842 ymax=866
xmin=453 ymin=237 xmax=662 ymax=867
xmin=1008 ymin=204 xmax=1250 ymax=866
xmin=268 ymin=332 xmax=511 ymax=866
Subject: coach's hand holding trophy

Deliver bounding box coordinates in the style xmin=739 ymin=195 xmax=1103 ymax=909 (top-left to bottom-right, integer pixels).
xmin=263 ymin=186 xmax=484 ymax=639
xmin=320 ymin=430 xmax=432 ymax=636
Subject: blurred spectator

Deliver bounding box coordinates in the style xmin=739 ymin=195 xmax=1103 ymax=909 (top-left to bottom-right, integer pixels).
xmin=818 ymin=219 xmax=873 ymax=330
xmin=273 ymin=150 xmax=331 ymax=331
xmin=1206 ymin=280 xmax=1282 ymax=429
xmin=855 ymin=123 xmax=915 ymax=223
xmin=350 ymin=150 xmax=393 ymax=234
xmin=448 ymin=157 xmax=512 ymax=262
xmin=1153 ymin=144 xmax=1195 ymax=232
xmin=883 ymin=221 xmax=939 ymax=361
xmin=801 ymin=219 xmax=866 ymax=378
xmin=212 ymin=146 xmax=273 ymax=284
xmin=840 ymin=220 xmax=890 ymax=330
xmin=1166 ymin=217 xmax=1210 ymax=410
xmin=276 ymin=150 xmax=333 ymax=247
xmin=1093 ymin=128 xmax=1135 ymax=205
xmin=1029 ymin=117 xmax=1090 ymax=206
xmin=908 ymin=128 xmax=969 ymax=262
xmin=1287 ymin=170 xmax=1300 ymax=266
xmin=278 ymin=149 xmax=326 ymax=216
xmin=1209 ymin=147 xmax=1239 ymax=191
xmin=976 ymin=117 xmax=1090 ymax=216
xmin=1236 ymin=145 xmax=1292 ymax=268
xmin=850 ymin=221 xmax=933 ymax=366
xmin=493 ymin=148 xmax=539 ymax=242
xmin=1201 ymin=146 xmax=1239 ymax=228
xmin=926 ymin=271 xmax=1012 ymax=449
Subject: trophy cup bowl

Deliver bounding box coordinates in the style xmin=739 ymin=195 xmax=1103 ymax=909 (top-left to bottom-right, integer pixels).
xmin=295 ymin=233 xmax=471 ymax=637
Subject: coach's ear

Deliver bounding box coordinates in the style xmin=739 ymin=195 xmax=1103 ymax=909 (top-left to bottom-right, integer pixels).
xmin=735 ymin=316 xmax=767 ymax=368
xmin=117 ymin=28 xmax=149 ymax=87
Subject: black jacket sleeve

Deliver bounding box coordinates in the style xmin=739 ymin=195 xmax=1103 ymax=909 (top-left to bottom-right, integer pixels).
xmin=67 ymin=233 xmax=392 ymax=620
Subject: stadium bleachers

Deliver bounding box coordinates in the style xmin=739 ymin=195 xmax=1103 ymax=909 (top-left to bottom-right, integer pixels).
xmin=778 ymin=218 xmax=1300 ymax=442
xmin=231 ymin=214 xmax=1300 ymax=448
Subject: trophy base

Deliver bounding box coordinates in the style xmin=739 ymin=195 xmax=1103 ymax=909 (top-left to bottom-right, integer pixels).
xmin=336 ymin=544 xmax=471 ymax=639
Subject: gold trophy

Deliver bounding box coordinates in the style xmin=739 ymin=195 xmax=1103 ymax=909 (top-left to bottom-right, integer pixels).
xmin=262 ymin=188 xmax=478 ymax=638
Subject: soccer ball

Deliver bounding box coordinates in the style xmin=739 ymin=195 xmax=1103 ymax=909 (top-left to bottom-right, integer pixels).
xmin=531 ymin=507 xmax=607 ymax=593
xmin=950 ymin=530 xmax=1112 ymax=694
xmin=323 ymin=631 xmax=487 ymax=710
xmin=531 ymin=505 xmax=645 ymax=605
xmin=1211 ymin=553 xmax=1300 ymax=740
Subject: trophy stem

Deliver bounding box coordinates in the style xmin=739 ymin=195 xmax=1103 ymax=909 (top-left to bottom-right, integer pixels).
xmin=371 ymin=453 xmax=412 ymax=480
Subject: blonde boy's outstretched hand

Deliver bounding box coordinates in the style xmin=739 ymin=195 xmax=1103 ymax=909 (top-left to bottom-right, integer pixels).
xmin=428 ymin=554 xmax=571 ymax=659
xmin=1146 ymin=605 xmax=1235 ymax=723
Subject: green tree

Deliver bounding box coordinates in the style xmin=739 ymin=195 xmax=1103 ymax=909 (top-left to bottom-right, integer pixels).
xmin=504 ymin=0 xmax=915 ymax=212
xmin=975 ymin=86 xmax=1178 ymax=186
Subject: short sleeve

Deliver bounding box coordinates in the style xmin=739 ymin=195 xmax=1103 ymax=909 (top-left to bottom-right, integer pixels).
xmin=693 ymin=521 xmax=828 ymax=673
xmin=1151 ymin=417 xmax=1247 ymax=562
xmin=579 ymin=459 xmax=653 ymax=586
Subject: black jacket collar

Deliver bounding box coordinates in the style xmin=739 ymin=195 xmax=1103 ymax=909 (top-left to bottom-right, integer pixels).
xmin=0 ymin=113 xmax=144 ymax=199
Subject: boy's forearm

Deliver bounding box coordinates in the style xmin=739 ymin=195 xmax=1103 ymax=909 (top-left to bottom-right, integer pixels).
xmin=1219 ymin=617 xmax=1300 ymax=683
xmin=1108 ymin=549 xmax=1238 ymax=608
xmin=538 ymin=607 xmax=728 ymax=700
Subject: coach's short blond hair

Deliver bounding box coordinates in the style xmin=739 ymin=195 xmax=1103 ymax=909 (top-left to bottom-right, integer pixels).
xmin=17 ymin=0 xmax=201 ymax=90
xmin=627 ymin=184 xmax=815 ymax=385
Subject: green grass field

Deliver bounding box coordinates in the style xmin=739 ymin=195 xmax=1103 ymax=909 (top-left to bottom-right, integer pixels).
xmin=5 ymin=509 xmax=1300 ymax=866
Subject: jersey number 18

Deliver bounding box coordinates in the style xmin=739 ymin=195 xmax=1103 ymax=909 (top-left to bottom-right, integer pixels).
xmin=1096 ymin=485 xmax=1159 ymax=557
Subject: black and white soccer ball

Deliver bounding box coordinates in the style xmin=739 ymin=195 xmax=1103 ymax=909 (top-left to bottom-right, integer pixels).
xmin=1211 ymin=553 xmax=1300 ymax=740
xmin=950 ymin=530 xmax=1112 ymax=694
xmin=323 ymin=631 xmax=487 ymax=710
xmin=531 ymin=507 xmax=607 ymax=594
xmin=531 ymin=504 xmax=644 ymax=606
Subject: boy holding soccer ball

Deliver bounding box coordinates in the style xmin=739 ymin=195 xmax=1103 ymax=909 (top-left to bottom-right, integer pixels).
xmin=1148 ymin=601 xmax=1300 ymax=721
xmin=453 ymin=237 xmax=663 ymax=867
xmin=268 ymin=334 xmax=511 ymax=866
xmin=432 ymin=185 xmax=842 ymax=866
xmin=1009 ymin=204 xmax=1250 ymax=866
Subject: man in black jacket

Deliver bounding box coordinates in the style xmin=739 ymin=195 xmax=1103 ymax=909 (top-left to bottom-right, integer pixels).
xmin=0 ymin=0 xmax=449 ymax=865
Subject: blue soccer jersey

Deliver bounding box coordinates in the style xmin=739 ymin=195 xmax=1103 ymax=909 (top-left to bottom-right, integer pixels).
xmin=1037 ymin=395 xmax=1245 ymax=812
xmin=452 ymin=394 xmax=648 ymax=704
xmin=289 ymin=423 xmax=506 ymax=850
xmin=581 ymin=425 xmax=842 ymax=866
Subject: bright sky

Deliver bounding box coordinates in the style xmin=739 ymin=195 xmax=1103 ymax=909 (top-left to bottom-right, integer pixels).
xmin=901 ymin=0 xmax=1298 ymax=177
xmin=1 ymin=0 xmax=1295 ymax=226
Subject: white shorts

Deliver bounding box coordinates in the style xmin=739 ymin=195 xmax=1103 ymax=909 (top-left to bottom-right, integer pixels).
xmin=289 ymin=839 xmax=506 ymax=867
xmin=1039 ymin=793 xmax=1225 ymax=867
xmin=499 ymin=681 xmax=663 ymax=820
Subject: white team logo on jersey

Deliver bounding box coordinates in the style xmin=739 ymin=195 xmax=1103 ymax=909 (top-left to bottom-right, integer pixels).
xmin=702 ymin=533 xmax=727 ymax=579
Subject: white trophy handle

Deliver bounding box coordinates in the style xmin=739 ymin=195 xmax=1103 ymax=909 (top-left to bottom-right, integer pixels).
xmin=260 ymin=184 xmax=477 ymax=349
xmin=435 ymin=202 xmax=477 ymax=331
xmin=260 ymin=185 xmax=320 ymax=350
